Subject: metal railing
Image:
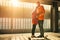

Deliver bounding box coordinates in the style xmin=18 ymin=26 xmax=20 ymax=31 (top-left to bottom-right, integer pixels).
xmin=0 ymin=18 xmax=50 ymax=30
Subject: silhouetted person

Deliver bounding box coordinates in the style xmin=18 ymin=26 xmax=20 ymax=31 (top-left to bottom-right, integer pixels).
xmin=31 ymin=10 xmax=38 ymax=38
xmin=31 ymin=1 xmax=45 ymax=38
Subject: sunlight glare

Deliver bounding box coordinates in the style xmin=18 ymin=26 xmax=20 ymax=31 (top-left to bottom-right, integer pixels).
xmin=10 ymin=0 xmax=20 ymax=7
xmin=58 ymin=7 xmax=60 ymax=11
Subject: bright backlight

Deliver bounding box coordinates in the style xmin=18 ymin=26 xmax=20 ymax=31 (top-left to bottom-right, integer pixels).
xmin=10 ymin=0 xmax=20 ymax=7
xmin=0 ymin=0 xmax=51 ymax=10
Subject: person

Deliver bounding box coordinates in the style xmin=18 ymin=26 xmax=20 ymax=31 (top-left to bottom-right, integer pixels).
xmin=31 ymin=1 xmax=45 ymax=38
xmin=31 ymin=10 xmax=38 ymax=38
xmin=36 ymin=1 xmax=45 ymax=37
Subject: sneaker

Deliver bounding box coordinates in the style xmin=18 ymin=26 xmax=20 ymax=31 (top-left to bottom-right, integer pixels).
xmin=37 ymin=35 xmax=44 ymax=38
xmin=31 ymin=35 xmax=36 ymax=38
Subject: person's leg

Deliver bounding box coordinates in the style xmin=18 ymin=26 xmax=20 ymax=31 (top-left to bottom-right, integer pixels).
xmin=32 ymin=24 xmax=36 ymax=37
xmin=38 ymin=20 xmax=44 ymax=37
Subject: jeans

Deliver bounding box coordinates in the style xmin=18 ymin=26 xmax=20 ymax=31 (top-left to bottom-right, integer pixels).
xmin=32 ymin=20 xmax=44 ymax=36
xmin=32 ymin=24 xmax=36 ymax=35
xmin=38 ymin=20 xmax=44 ymax=36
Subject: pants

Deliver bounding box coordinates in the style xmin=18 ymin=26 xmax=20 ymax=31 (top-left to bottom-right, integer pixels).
xmin=38 ymin=20 xmax=44 ymax=36
xmin=32 ymin=20 xmax=44 ymax=36
xmin=32 ymin=24 xmax=36 ymax=35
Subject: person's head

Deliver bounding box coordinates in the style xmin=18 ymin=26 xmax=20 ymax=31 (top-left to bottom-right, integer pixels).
xmin=36 ymin=1 xmax=40 ymax=6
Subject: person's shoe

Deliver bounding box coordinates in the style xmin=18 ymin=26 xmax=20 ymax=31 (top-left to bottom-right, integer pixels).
xmin=37 ymin=35 xmax=44 ymax=38
xmin=31 ymin=35 xmax=36 ymax=38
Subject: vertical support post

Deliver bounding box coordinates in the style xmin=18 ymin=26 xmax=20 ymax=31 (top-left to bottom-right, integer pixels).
xmin=51 ymin=2 xmax=59 ymax=32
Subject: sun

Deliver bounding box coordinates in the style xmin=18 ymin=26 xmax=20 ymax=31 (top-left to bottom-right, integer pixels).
xmin=10 ymin=0 xmax=20 ymax=7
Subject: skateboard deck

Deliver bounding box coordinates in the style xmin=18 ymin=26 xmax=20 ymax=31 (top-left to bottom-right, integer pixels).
xmin=28 ymin=35 xmax=50 ymax=40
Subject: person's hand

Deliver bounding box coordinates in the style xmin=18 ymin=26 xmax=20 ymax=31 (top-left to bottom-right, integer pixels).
xmin=36 ymin=16 xmax=38 ymax=18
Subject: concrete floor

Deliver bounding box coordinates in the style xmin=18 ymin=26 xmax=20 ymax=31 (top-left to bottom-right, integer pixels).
xmin=0 ymin=32 xmax=60 ymax=40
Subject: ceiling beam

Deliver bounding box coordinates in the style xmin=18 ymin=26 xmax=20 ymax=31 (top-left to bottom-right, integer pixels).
xmin=19 ymin=0 xmax=60 ymax=6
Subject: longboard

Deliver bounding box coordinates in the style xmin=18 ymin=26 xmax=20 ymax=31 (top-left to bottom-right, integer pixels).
xmin=28 ymin=35 xmax=50 ymax=40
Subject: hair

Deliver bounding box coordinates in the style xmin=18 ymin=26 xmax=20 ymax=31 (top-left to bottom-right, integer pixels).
xmin=37 ymin=1 xmax=40 ymax=3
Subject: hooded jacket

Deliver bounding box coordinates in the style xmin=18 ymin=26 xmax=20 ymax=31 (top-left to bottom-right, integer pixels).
xmin=36 ymin=5 xmax=45 ymax=20
xmin=32 ymin=11 xmax=38 ymax=24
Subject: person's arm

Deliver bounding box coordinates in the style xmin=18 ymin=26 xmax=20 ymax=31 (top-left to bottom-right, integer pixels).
xmin=36 ymin=6 xmax=45 ymax=15
xmin=40 ymin=6 xmax=45 ymax=16
xmin=41 ymin=6 xmax=45 ymax=14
